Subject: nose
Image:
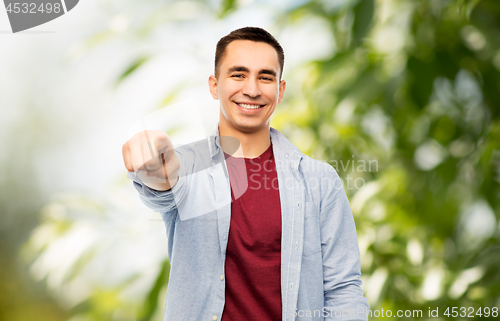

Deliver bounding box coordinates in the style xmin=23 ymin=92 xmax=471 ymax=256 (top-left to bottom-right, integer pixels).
xmin=242 ymin=78 xmax=261 ymax=99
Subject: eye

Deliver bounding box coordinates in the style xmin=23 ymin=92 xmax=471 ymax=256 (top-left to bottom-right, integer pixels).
xmin=261 ymin=76 xmax=273 ymax=81
xmin=231 ymin=74 xmax=244 ymax=78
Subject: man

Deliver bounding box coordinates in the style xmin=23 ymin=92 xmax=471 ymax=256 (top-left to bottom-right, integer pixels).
xmin=122 ymin=27 xmax=369 ymax=321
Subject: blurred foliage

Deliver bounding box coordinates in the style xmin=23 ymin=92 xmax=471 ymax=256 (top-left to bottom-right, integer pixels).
xmin=21 ymin=189 xmax=170 ymax=321
xmin=20 ymin=0 xmax=500 ymax=320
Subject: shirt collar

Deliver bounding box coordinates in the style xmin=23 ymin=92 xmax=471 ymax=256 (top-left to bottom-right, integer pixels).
xmin=209 ymin=123 xmax=302 ymax=162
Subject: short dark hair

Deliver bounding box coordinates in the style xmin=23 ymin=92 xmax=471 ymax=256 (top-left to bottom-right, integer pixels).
xmin=214 ymin=27 xmax=285 ymax=80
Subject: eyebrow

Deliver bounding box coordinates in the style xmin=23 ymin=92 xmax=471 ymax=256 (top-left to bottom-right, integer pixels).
xmin=227 ymin=66 xmax=277 ymax=78
xmin=228 ymin=66 xmax=249 ymax=73
xmin=259 ymin=69 xmax=277 ymax=77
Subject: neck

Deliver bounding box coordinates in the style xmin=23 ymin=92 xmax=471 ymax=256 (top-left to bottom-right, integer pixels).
xmin=218 ymin=124 xmax=271 ymax=159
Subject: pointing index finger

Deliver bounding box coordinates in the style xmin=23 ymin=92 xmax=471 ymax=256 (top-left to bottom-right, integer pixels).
xmin=141 ymin=128 xmax=155 ymax=155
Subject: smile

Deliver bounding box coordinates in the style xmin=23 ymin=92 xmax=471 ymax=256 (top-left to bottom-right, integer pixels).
xmin=236 ymin=102 xmax=264 ymax=109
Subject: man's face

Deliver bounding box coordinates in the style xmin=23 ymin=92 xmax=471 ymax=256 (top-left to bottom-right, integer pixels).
xmin=209 ymin=40 xmax=286 ymax=135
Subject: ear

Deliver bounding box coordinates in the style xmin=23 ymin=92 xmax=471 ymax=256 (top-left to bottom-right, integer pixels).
xmin=208 ymin=75 xmax=218 ymax=100
xmin=277 ymin=79 xmax=286 ymax=104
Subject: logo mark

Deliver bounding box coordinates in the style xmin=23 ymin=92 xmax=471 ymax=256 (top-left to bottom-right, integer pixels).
xmin=3 ymin=0 xmax=79 ymax=33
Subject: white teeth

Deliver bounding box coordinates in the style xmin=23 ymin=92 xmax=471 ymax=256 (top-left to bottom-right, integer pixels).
xmin=238 ymin=103 xmax=262 ymax=109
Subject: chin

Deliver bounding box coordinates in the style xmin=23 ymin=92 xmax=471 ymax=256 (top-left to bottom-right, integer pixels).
xmin=233 ymin=121 xmax=265 ymax=134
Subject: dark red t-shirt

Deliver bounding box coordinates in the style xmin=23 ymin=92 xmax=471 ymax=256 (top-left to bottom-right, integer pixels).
xmin=221 ymin=143 xmax=282 ymax=321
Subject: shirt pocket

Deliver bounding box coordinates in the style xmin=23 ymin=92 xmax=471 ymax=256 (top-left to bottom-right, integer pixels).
xmin=303 ymin=201 xmax=321 ymax=257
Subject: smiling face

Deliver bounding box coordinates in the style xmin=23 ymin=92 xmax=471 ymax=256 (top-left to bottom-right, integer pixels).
xmin=209 ymin=40 xmax=286 ymax=136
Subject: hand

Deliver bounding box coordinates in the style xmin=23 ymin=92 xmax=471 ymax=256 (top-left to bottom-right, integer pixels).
xmin=122 ymin=130 xmax=180 ymax=191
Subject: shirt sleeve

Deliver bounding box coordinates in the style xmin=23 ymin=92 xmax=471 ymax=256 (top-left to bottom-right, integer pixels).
xmin=320 ymin=169 xmax=369 ymax=321
xmin=127 ymin=151 xmax=188 ymax=215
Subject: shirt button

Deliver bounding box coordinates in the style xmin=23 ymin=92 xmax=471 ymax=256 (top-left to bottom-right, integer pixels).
xmin=212 ymin=315 xmax=217 ymax=320
xmin=220 ymin=274 xmax=224 ymax=280
xmin=297 ymin=202 xmax=300 ymax=207
xmin=290 ymin=283 xmax=293 ymax=289
xmin=295 ymin=241 xmax=298 ymax=249
xmin=285 ymin=153 xmax=289 ymax=158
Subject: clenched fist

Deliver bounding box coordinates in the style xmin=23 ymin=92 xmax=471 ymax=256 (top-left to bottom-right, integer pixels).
xmin=122 ymin=130 xmax=180 ymax=191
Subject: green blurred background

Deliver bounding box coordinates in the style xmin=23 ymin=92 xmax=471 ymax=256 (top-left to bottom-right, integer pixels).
xmin=1 ymin=0 xmax=499 ymax=320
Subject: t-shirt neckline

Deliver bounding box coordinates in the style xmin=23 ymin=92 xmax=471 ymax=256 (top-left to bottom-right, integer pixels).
xmin=224 ymin=143 xmax=273 ymax=163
